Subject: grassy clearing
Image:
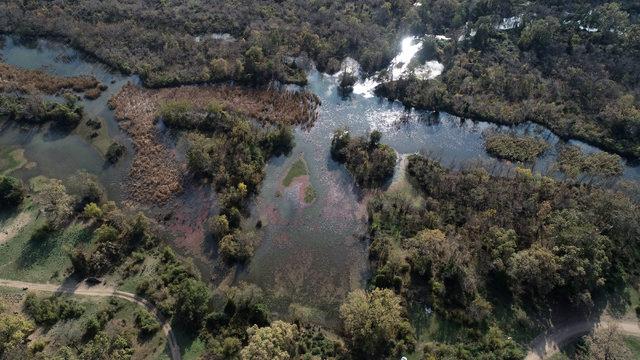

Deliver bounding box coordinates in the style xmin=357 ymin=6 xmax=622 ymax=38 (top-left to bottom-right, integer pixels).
xmin=282 ymin=157 xmax=308 ymax=187
xmin=0 ymin=214 xmax=92 ymax=283
xmin=104 ymin=252 xmax=162 ymax=293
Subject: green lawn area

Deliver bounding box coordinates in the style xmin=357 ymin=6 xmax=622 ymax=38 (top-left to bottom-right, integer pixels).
xmin=282 ymin=157 xmax=308 ymax=187
xmin=0 ymin=212 xmax=92 ymax=283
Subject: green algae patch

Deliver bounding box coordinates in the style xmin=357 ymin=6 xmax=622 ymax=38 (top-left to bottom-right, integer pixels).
xmin=0 ymin=147 xmax=28 ymax=175
xmin=303 ymin=184 xmax=317 ymax=204
xmin=282 ymin=157 xmax=309 ymax=187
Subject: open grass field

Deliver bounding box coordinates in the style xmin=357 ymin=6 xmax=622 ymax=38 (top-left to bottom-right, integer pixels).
xmin=0 ymin=209 xmax=92 ymax=283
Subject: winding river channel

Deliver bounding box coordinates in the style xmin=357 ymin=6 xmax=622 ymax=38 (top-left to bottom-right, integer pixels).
xmin=2 ymin=35 xmax=639 ymax=327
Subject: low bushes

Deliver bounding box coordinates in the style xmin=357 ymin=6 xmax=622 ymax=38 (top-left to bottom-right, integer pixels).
xmin=105 ymin=142 xmax=126 ymax=164
xmin=23 ymin=294 xmax=85 ymax=326
xmin=0 ymin=175 xmax=24 ymax=209
xmin=483 ymin=132 xmax=550 ymax=163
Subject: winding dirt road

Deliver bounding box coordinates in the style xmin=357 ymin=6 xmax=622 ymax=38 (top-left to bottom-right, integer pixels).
xmin=526 ymin=317 xmax=640 ymax=359
xmin=0 ymin=279 xmax=181 ymax=360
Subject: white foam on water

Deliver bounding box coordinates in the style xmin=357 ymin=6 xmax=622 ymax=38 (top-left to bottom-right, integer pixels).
xmin=389 ymin=36 xmax=423 ymax=80
xmin=414 ymin=60 xmax=444 ymax=80
xmin=352 ymin=78 xmax=381 ymax=98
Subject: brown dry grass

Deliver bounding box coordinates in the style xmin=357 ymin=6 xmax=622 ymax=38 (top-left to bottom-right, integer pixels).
xmin=0 ymin=62 xmax=101 ymax=95
xmin=109 ymin=83 xmax=318 ymax=204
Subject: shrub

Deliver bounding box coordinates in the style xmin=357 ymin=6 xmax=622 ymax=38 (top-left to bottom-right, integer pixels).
xmin=135 ymin=309 xmax=160 ymax=336
xmin=30 ymin=223 xmax=55 ymax=242
xmin=0 ymin=312 xmax=35 ymax=353
xmin=159 ymin=101 xmax=194 ymax=128
xmin=24 ymin=294 xmax=85 ymax=326
xmin=219 ymin=231 xmax=257 ymax=262
xmin=83 ymin=202 xmax=103 ymax=219
xmin=105 ymin=142 xmax=126 ymax=164
xmin=0 ymin=175 xmax=24 ymax=209
xmin=207 ymin=215 xmax=230 ymax=239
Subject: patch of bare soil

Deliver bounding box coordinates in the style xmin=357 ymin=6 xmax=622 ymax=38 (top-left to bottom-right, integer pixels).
xmin=0 ymin=62 xmax=102 ymax=96
xmin=109 ymin=83 xmax=318 ymax=204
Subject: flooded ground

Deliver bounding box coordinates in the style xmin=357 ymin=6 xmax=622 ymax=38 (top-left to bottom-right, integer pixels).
xmin=2 ymin=35 xmax=639 ymax=327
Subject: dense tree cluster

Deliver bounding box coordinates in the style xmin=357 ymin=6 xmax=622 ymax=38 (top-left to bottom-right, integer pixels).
xmin=368 ymin=154 xmax=640 ymax=353
xmin=376 ymin=1 xmax=640 ymax=158
xmin=331 ymin=129 xmax=397 ymax=188
xmin=0 ymin=0 xmax=419 ymax=87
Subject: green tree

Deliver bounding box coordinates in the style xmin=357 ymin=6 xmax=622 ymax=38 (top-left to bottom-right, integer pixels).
xmin=240 ymin=321 xmax=299 ymax=360
xmin=0 ymin=175 xmax=24 ymax=209
xmin=33 ymin=178 xmax=73 ymax=228
xmin=339 ymin=288 xmax=415 ymax=358
xmin=0 ymin=312 xmax=35 ymax=355
xmin=174 ymin=279 xmax=211 ymax=330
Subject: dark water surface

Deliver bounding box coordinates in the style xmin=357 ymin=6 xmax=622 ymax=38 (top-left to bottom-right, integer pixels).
xmin=2 ymin=36 xmax=639 ymax=326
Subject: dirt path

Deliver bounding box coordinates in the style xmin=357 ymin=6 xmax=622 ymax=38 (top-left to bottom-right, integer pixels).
xmin=526 ymin=318 xmax=640 ymax=359
xmin=0 ymin=211 xmax=33 ymax=244
xmin=0 ymin=279 xmax=181 ymax=360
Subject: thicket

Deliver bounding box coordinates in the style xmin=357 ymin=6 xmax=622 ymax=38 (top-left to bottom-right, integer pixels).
xmin=23 ymin=294 xmax=85 ymax=326
xmin=376 ymin=1 xmax=640 ymax=158
xmin=368 ymin=154 xmax=639 ymax=355
xmin=0 ymin=94 xmax=83 ymax=129
xmin=0 ymin=0 xmax=418 ymax=87
xmin=483 ymin=132 xmax=549 ymax=163
xmin=554 ymin=145 xmax=624 ymax=182
xmin=331 ymin=129 xmax=397 ymax=188
xmin=70 ymin=208 xmax=157 ymax=277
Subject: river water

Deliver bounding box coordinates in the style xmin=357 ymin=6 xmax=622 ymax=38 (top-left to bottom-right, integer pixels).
xmin=1 ymin=35 xmax=639 ymax=326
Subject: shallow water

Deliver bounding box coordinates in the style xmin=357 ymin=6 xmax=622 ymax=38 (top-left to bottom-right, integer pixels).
xmin=237 ymin=70 xmax=640 ymax=324
xmin=0 ymin=37 xmax=137 ymax=202
xmin=2 ymin=35 xmax=639 ymax=327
